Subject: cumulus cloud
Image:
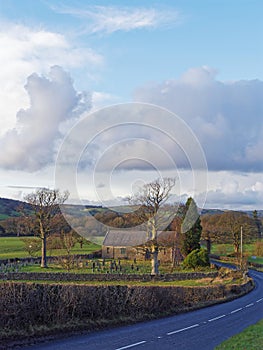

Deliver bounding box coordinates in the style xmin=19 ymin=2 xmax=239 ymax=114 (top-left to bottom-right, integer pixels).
xmin=0 ymin=66 xmax=91 ymax=171
xmin=91 ymin=91 xmax=121 ymax=111
xmin=134 ymin=66 xmax=263 ymax=172
xmin=0 ymin=22 xmax=102 ymax=135
xmin=57 ymin=103 xmax=204 ymax=175
xmin=53 ymin=5 xmax=180 ymax=34
xmin=191 ymin=172 xmax=263 ymax=210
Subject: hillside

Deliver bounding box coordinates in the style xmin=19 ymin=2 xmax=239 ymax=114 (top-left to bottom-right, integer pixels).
xmin=0 ymin=196 xmax=262 ymax=221
xmin=0 ymin=197 xmax=29 ymax=220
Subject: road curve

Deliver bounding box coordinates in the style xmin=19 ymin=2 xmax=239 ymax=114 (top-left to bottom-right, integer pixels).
xmin=22 ymin=270 xmax=263 ymax=350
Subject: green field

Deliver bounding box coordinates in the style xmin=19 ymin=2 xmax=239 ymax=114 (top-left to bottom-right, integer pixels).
xmin=211 ymin=242 xmax=263 ymax=267
xmin=248 ymin=256 xmax=263 ymax=264
xmin=0 ymin=236 xmax=100 ymax=259
xmin=211 ymin=243 xmax=257 ymax=256
xmin=215 ymin=319 xmax=263 ymax=349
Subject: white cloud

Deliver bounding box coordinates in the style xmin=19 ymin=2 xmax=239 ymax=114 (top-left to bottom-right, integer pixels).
xmin=180 ymin=66 xmax=217 ymax=87
xmin=134 ymin=66 xmax=263 ymax=172
xmin=91 ymin=91 xmax=121 ymax=111
xmin=0 ymin=22 xmax=102 ymax=136
xmin=0 ymin=66 xmax=91 ymax=171
xmin=54 ymin=5 xmax=180 ymax=34
xmin=193 ymin=171 xmax=263 ymax=210
xmin=250 ymin=181 xmax=263 ymax=194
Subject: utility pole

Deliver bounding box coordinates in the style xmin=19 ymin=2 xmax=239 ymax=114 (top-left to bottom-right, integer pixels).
xmin=240 ymin=225 xmax=243 ymax=259
xmin=240 ymin=225 xmax=245 ymax=272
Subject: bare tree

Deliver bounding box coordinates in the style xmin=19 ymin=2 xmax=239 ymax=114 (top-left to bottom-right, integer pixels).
xmin=130 ymin=178 xmax=176 ymax=274
xmin=24 ymin=188 xmax=69 ymax=268
xmin=59 ymin=230 xmax=77 ymax=272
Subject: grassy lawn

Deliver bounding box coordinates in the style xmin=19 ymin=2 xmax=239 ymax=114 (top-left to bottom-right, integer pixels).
xmin=6 ymin=257 xmax=216 ymax=275
xmin=0 ymin=236 xmax=100 ymax=259
xmin=0 ymin=276 xmax=243 ymax=287
xmin=215 ymin=319 xmax=263 ymax=350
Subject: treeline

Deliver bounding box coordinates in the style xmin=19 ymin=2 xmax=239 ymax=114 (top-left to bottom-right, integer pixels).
xmin=0 ymin=200 xmax=262 ymax=249
xmin=201 ymin=210 xmax=262 ymax=246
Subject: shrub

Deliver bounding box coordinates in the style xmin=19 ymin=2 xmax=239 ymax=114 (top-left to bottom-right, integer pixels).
xmin=254 ymin=241 xmax=263 ymax=256
xmin=20 ymin=238 xmax=41 ymax=257
xmin=183 ymin=248 xmax=210 ymax=270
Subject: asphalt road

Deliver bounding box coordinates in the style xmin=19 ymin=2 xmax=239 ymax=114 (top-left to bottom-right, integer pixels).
xmin=22 ymin=269 xmax=263 ymax=350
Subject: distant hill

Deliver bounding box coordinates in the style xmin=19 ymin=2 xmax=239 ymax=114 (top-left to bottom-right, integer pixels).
xmin=200 ymin=208 xmax=225 ymax=216
xmin=0 ymin=198 xmax=31 ymax=220
xmin=0 ymin=196 xmax=262 ymax=221
xmin=245 ymin=210 xmax=263 ymax=218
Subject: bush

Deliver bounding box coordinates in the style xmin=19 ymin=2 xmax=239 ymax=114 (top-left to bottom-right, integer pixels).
xmin=254 ymin=241 xmax=263 ymax=256
xmin=183 ymin=248 xmax=210 ymax=269
xmin=20 ymin=238 xmax=41 ymax=257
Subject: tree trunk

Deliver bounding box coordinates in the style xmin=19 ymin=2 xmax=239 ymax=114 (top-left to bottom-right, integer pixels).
xmin=234 ymin=242 xmax=239 ymax=256
xmin=151 ymin=246 xmax=159 ymax=275
xmin=40 ymin=220 xmax=47 ymax=268
xmin=206 ymin=238 xmax=211 ymax=254
xmin=41 ymin=235 xmax=47 ymax=268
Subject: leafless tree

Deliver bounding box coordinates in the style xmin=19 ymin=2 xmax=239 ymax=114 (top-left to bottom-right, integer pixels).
xmin=59 ymin=230 xmax=77 ymax=272
xmin=130 ymin=178 xmax=176 ymax=274
xmin=24 ymin=188 xmax=69 ymax=268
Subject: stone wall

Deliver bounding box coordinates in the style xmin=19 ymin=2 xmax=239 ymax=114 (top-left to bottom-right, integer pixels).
xmin=0 ymin=251 xmax=102 ymax=266
xmin=0 ymin=271 xmax=218 ymax=282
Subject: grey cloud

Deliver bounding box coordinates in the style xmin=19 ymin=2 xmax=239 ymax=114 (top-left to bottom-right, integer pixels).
xmin=67 ymin=104 xmax=200 ymax=173
xmin=134 ymin=67 xmax=263 ymax=172
xmin=0 ymin=66 xmax=91 ymax=171
xmin=199 ymin=188 xmax=263 ymax=210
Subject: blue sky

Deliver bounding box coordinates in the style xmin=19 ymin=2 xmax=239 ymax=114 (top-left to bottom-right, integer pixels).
xmin=0 ymin=0 xmax=262 ymax=210
xmin=2 ymin=0 xmax=262 ymax=92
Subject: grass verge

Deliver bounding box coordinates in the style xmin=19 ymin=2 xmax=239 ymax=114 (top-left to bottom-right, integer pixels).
xmin=0 ymin=277 xmax=243 ymax=287
xmin=215 ymin=319 xmax=263 ymax=350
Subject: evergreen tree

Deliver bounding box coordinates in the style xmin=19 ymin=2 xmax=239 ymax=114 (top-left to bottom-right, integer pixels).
xmin=181 ymin=197 xmax=202 ymax=256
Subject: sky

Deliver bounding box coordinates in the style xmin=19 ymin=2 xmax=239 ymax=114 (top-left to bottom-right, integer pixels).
xmin=0 ymin=0 xmax=262 ymax=211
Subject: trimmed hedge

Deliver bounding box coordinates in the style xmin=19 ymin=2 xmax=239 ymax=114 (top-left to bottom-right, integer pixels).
xmin=0 ymin=279 xmax=254 ymax=333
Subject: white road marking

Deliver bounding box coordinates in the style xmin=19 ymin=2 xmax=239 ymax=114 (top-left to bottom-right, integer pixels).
xmin=208 ymin=314 xmax=226 ymax=322
xmin=167 ymin=323 xmax=199 ymax=336
xmin=245 ymin=303 xmax=254 ymax=308
xmin=115 ymin=341 xmax=147 ymax=350
xmin=230 ymin=308 xmax=243 ymax=314
xmin=256 ymin=298 xmax=263 ymax=303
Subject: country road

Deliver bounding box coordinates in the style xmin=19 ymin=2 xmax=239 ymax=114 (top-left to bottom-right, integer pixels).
xmin=22 ymin=270 xmax=263 ymax=350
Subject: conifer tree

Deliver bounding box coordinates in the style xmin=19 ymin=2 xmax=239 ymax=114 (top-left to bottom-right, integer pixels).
xmin=181 ymin=197 xmax=202 ymax=256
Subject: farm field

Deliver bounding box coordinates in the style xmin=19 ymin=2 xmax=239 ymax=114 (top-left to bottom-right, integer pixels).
xmin=1 ymin=237 xmax=262 ymax=264
xmin=211 ymin=243 xmax=257 ymax=256
xmin=0 ymin=236 xmax=100 ymax=260
xmin=211 ymin=243 xmax=263 ymax=262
